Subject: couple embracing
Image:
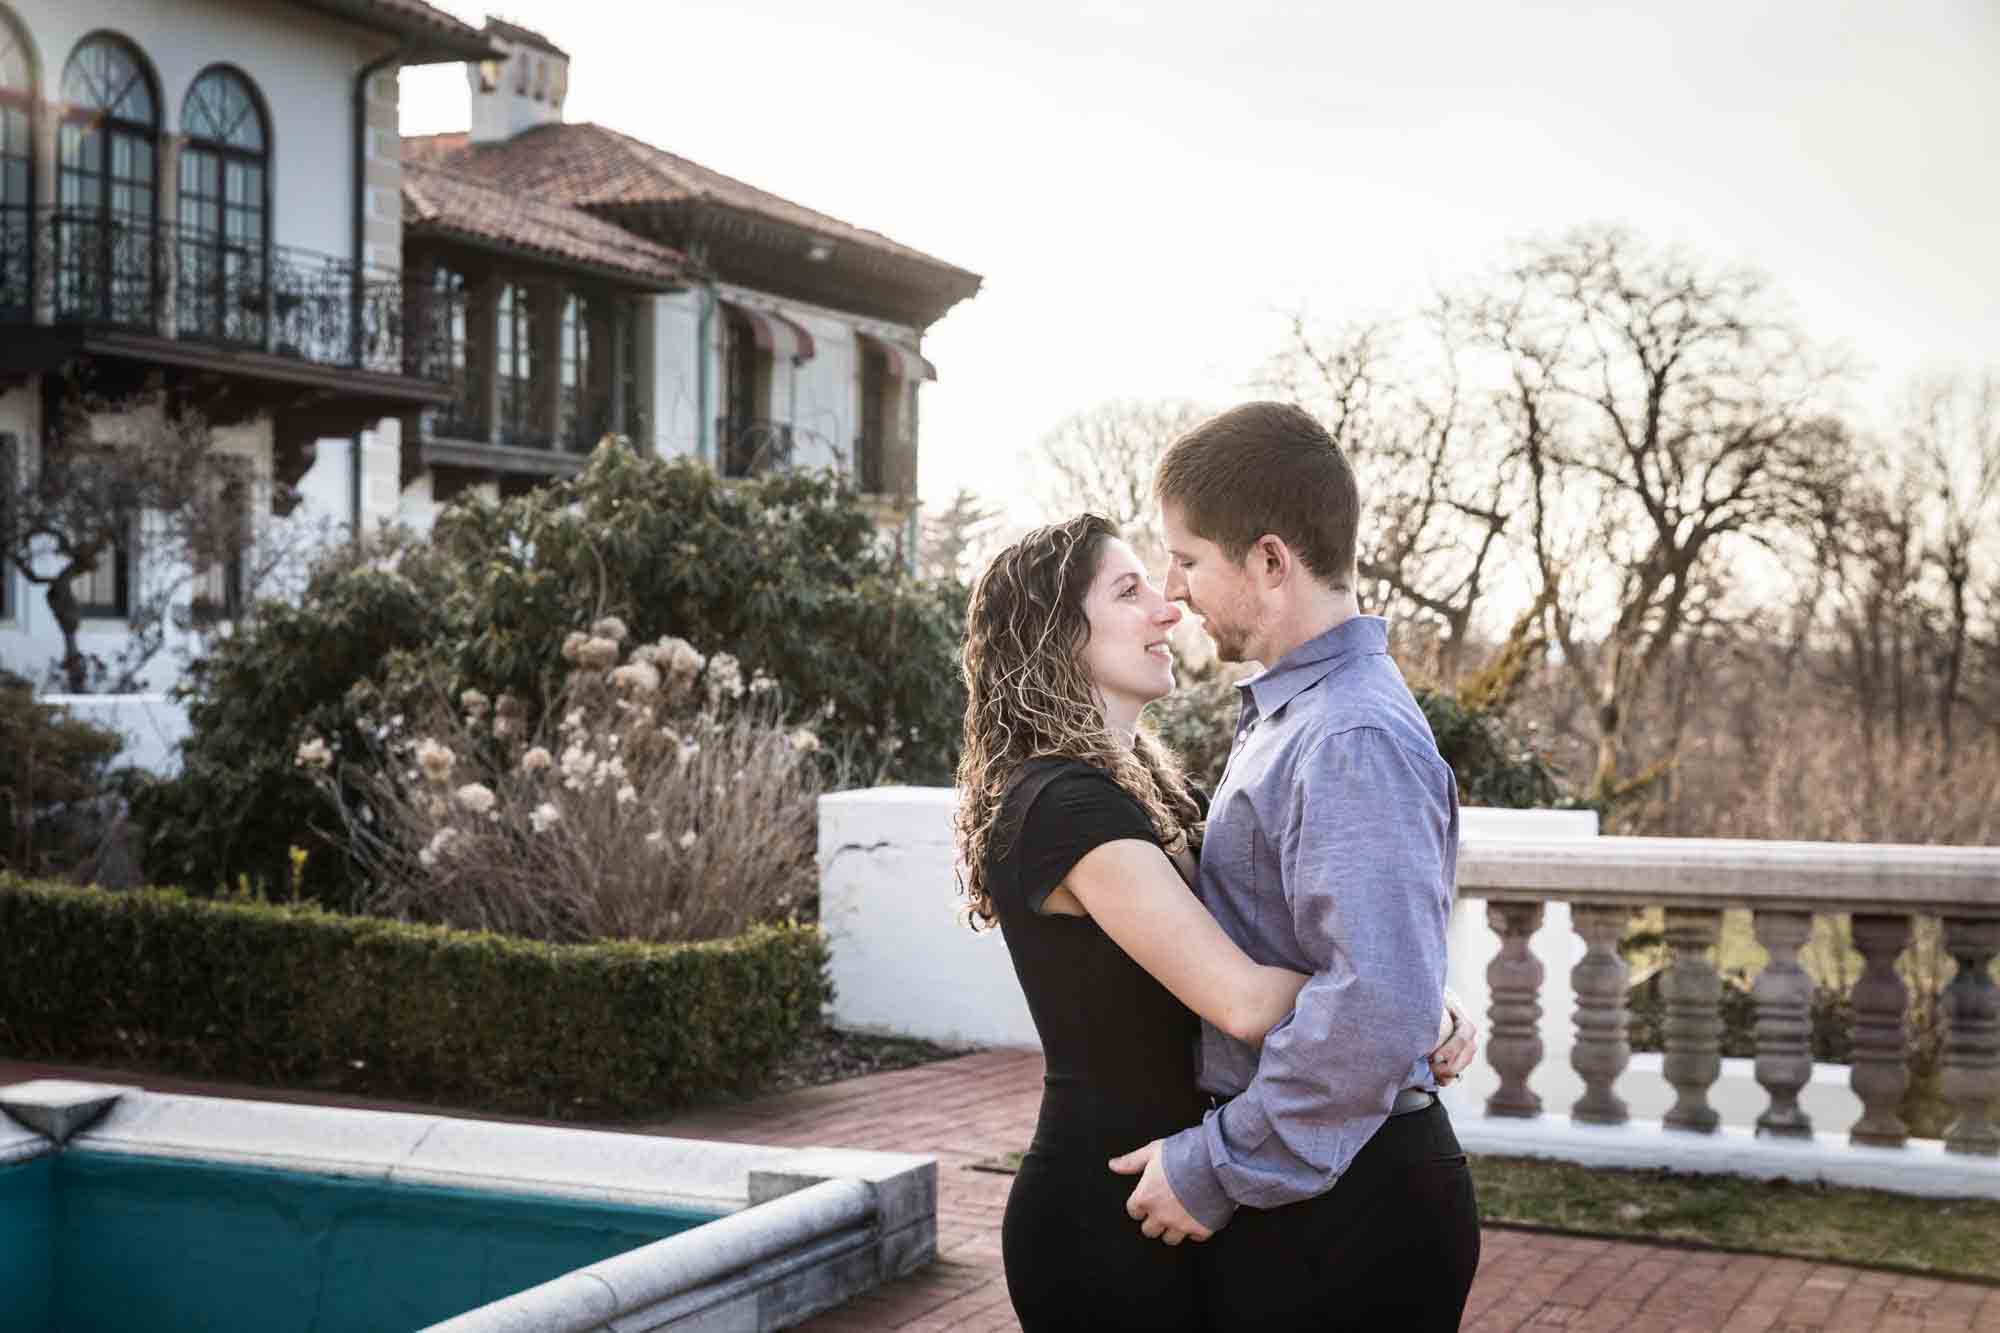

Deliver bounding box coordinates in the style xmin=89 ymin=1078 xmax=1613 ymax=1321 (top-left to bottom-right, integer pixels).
xmin=953 ymin=402 xmax=1483 ymax=1331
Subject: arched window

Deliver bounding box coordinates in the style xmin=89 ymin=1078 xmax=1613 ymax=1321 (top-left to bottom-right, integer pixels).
xmin=178 ymin=66 xmax=267 ymax=343
xmin=57 ymin=33 xmax=159 ymax=325
xmin=0 ymin=8 xmax=36 ymax=318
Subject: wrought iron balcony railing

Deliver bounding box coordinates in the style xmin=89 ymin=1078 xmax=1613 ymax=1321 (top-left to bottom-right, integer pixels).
xmin=718 ymin=416 xmax=795 ymax=480
xmin=0 ymin=205 xmax=449 ymax=382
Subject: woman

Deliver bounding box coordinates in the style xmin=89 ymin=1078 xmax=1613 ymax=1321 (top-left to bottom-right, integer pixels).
xmin=955 ymin=515 xmax=1470 ymax=1332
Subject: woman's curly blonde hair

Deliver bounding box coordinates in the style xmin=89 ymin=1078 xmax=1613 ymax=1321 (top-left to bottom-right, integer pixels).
xmin=954 ymin=513 xmax=1205 ymax=930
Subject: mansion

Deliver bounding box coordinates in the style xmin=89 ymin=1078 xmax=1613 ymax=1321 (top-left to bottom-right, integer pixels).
xmin=0 ymin=0 xmax=980 ymax=691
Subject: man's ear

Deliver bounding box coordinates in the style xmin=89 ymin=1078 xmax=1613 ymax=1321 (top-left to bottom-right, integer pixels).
xmin=1251 ymin=534 xmax=1292 ymax=587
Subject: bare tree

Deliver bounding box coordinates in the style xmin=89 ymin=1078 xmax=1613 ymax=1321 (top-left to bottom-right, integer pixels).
xmin=1467 ymin=227 xmax=1851 ymax=804
xmin=1902 ymin=371 xmax=2000 ymax=768
xmin=918 ymin=486 xmax=1004 ymax=583
xmin=1031 ymin=399 xmax=1211 ymax=571
xmin=1261 ymin=310 xmax=1516 ymax=679
xmin=2 ymin=390 xmax=261 ymax=693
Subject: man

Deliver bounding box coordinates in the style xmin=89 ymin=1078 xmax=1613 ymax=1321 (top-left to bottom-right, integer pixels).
xmin=1109 ymin=402 xmax=1481 ymax=1330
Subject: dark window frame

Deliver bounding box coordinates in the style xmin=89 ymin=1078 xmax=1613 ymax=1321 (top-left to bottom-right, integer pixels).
xmin=557 ymin=290 xmax=591 ymax=449
xmin=0 ymin=432 xmax=15 ymax=621
xmin=74 ymin=511 xmax=134 ymax=620
xmin=56 ymin=31 xmax=162 ymax=327
xmin=176 ymin=63 xmax=272 ymax=346
xmin=426 ymin=261 xmax=480 ymax=439
xmin=495 ymin=280 xmax=541 ymax=448
xmin=191 ymin=466 xmax=247 ymax=624
xmin=0 ymin=8 xmax=38 ymax=320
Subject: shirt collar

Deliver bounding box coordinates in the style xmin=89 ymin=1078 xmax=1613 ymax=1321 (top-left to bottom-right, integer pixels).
xmin=1237 ymin=615 xmax=1389 ymax=720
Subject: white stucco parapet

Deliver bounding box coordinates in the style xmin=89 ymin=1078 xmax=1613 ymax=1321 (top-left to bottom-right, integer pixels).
xmin=818 ymin=786 xmax=1597 ymax=1051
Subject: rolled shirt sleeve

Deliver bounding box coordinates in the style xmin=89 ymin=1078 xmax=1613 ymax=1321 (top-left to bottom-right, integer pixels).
xmin=1160 ymin=725 xmax=1456 ymax=1231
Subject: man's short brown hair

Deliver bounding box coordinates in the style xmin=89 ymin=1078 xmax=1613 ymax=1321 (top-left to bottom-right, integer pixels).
xmin=1153 ymin=401 xmax=1359 ymax=587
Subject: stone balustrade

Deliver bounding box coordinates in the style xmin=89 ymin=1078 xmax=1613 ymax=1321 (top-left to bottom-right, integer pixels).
xmin=1456 ymin=836 xmax=2000 ymax=1170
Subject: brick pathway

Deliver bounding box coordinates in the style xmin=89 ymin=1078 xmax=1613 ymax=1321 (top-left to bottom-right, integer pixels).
xmin=5 ymin=1050 xmax=1997 ymax=1331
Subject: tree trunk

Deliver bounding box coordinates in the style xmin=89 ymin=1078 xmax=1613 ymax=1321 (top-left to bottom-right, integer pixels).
xmin=45 ymin=577 xmax=88 ymax=695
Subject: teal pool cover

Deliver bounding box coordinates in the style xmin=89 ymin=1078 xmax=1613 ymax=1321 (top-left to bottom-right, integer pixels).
xmin=0 ymin=1150 xmax=719 ymax=1332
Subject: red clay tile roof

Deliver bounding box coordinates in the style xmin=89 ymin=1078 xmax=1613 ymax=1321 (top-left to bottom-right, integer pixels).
xmin=403 ymin=123 xmax=979 ymax=282
xmin=401 ymin=160 xmax=687 ymax=286
xmin=282 ymin=0 xmax=498 ymax=60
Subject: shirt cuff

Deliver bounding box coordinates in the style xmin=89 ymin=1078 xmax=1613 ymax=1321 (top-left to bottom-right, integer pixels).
xmin=1161 ymin=1121 xmax=1237 ymax=1233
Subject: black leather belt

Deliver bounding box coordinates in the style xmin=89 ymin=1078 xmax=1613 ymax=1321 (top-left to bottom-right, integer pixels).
xmin=1207 ymin=1087 xmax=1434 ymax=1117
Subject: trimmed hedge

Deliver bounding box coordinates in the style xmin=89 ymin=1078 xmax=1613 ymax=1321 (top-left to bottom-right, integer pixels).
xmin=0 ymin=874 xmax=829 ymax=1119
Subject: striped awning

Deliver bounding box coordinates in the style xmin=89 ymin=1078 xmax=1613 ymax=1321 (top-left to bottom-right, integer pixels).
xmin=723 ymin=300 xmax=816 ymax=363
xmin=858 ymin=330 xmax=937 ymax=382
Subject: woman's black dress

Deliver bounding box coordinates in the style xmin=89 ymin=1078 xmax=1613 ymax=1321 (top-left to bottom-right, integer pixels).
xmin=986 ymin=757 xmax=1210 ymax=1333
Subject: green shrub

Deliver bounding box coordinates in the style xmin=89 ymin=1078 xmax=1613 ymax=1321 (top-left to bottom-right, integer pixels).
xmin=1143 ymin=658 xmax=1572 ymax=808
xmin=131 ymin=551 xmax=451 ymax=909
xmin=0 ymin=873 xmax=829 ymax=1119
xmin=135 ymin=447 xmax=967 ymax=907
xmin=0 ymin=670 xmax=126 ymax=878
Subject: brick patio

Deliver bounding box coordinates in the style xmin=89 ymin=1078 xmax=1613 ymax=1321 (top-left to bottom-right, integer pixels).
xmin=4 ymin=1048 xmax=1997 ymax=1331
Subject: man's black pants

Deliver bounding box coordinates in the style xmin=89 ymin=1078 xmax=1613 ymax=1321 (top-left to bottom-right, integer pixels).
xmin=1199 ymin=1100 xmax=1481 ymax=1332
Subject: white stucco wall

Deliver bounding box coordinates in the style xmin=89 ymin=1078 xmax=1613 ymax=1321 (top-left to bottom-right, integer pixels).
xmin=820 ymin=787 xmax=1877 ymax=1139
xmin=13 ymin=0 xmax=391 ymax=261
xmin=644 ymin=283 xmax=921 ymax=486
xmin=818 ymin=788 xmax=1601 ymax=1050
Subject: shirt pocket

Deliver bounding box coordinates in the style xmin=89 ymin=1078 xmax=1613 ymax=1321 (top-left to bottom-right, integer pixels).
xmin=1245 ymin=825 xmax=1287 ymax=936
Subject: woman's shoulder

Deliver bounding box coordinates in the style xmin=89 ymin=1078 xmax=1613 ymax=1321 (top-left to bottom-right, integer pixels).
xmin=1002 ymin=755 xmax=1149 ymax=835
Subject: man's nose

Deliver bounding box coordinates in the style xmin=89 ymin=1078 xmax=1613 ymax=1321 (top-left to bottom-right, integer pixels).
xmin=1163 ymin=566 xmax=1187 ymax=602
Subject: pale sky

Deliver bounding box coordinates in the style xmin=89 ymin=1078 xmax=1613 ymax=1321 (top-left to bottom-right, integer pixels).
xmin=399 ymin=0 xmax=2000 ymax=520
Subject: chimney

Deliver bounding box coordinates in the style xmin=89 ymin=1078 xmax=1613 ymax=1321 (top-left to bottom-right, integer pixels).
xmin=467 ymin=18 xmax=569 ymax=144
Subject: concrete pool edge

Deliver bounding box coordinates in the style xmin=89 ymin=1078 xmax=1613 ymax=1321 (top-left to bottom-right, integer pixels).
xmin=0 ymin=1079 xmax=938 ymax=1332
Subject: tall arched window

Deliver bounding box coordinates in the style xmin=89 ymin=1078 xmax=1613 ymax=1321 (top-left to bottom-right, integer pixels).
xmin=57 ymin=33 xmax=158 ymax=325
xmin=178 ymin=66 xmax=267 ymax=343
xmin=0 ymin=8 xmax=35 ymax=318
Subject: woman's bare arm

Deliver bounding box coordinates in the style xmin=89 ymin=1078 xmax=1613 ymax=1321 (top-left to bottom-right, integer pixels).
xmin=1057 ymin=840 xmax=1474 ymax=1063
xmin=1058 ymin=838 xmax=1306 ymax=1046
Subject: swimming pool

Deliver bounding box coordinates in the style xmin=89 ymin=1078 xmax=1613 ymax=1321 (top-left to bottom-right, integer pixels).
xmin=0 ymin=1079 xmax=936 ymax=1332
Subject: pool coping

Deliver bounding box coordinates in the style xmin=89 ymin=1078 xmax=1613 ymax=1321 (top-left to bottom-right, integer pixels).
xmin=0 ymin=1079 xmax=937 ymax=1332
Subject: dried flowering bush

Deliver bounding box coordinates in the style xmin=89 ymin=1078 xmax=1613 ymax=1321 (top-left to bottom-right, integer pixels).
xmin=300 ymin=621 xmax=823 ymax=944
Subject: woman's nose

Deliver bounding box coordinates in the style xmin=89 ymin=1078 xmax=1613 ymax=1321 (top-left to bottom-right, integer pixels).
xmin=1156 ymin=597 xmax=1183 ymax=627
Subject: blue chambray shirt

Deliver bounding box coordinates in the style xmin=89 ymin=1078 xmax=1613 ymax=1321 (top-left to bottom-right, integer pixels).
xmin=1158 ymin=615 xmax=1458 ymax=1231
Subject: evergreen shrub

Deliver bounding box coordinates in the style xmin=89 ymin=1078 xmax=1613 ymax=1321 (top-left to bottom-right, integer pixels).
xmin=0 ymin=873 xmax=829 ymax=1119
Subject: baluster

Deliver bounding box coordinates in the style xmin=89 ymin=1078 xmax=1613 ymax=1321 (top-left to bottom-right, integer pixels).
xmin=1662 ymin=907 xmax=1723 ymax=1133
xmin=1941 ymin=916 xmax=2000 ymax=1156
xmin=1751 ymin=909 xmax=1815 ymax=1138
xmin=1485 ymin=900 xmax=1545 ymax=1118
xmin=1569 ymin=903 xmax=1630 ymax=1125
xmin=1849 ymin=913 xmax=1913 ymax=1148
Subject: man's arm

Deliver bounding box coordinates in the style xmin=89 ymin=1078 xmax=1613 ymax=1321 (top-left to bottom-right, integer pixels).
xmin=1156 ymin=726 xmax=1456 ymax=1231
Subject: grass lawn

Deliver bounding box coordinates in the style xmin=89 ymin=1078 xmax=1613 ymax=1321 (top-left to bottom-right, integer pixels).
xmin=1472 ymin=1155 xmax=2000 ymax=1282
xmin=969 ymin=1150 xmax=2000 ymax=1283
